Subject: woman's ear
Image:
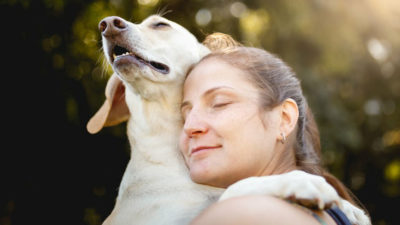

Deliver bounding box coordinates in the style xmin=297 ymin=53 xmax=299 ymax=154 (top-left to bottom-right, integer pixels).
xmin=279 ymin=98 xmax=299 ymax=140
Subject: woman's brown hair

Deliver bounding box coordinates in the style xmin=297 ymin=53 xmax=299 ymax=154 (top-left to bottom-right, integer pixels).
xmin=200 ymin=35 xmax=362 ymax=208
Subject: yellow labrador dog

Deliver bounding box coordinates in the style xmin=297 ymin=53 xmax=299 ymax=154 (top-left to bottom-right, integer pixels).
xmin=87 ymin=15 xmax=370 ymax=225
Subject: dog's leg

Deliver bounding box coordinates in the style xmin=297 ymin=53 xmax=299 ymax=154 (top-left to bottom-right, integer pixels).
xmin=340 ymin=199 xmax=371 ymax=225
xmin=219 ymin=170 xmax=340 ymax=209
xmin=219 ymin=170 xmax=371 ymax=225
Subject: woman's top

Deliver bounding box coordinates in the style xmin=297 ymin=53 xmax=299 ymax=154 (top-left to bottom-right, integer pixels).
xmin=325 ymin=207 xmax=352 ymax=225
xmin=290 ymin=201 xmax=352 ymax=225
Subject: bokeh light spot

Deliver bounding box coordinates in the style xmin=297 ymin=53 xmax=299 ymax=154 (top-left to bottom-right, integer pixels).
xmin=383 ymin=129 xmax=400 ymax=147
xmin=137 ymin=0 xmax=159 ymax=7
xmin=230 ymin=2 xmax=247 ymax=18
xmin=195 ymin=9 xmax=212 ymax=26
xmin=385 ymin=159 xmax=400 ymax=182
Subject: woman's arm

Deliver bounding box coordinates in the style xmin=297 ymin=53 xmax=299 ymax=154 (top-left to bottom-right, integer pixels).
xmin=191 ymin=195 xmax=336 ymax=225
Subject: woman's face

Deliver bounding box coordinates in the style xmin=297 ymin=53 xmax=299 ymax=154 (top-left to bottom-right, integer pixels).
xmin=179 ymin=58 xmax=283 ymax=188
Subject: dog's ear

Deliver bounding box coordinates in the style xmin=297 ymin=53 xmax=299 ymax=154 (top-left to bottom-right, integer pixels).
xmin=87 ymin=73 xmax=129 ymax=134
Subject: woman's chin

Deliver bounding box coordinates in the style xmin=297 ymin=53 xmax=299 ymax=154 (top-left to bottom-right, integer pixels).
xmin=190 ymin=169 xmax=229 ymax=188
xmin=190 ymin=166 xmax=215 ymax=185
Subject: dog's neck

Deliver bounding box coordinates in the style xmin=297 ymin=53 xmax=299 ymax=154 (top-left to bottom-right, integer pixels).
xmin=124 ymin=82 xmax=185 ymax=164
xmin=115 ymin=82 xmax=210 ymax=204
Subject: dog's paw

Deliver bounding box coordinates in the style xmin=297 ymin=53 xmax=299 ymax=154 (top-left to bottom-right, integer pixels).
xmin=219 ymin=170 xmax=340 ymax=210
xmin=340 ymin=200 xmax=371 ymax=225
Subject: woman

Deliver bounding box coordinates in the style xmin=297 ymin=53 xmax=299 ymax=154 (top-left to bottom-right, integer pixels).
xmin=179 ymin=46 xmax=367 ymax=224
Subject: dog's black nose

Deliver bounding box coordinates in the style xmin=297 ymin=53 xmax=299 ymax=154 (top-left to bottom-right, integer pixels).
xmin=99 ymin=16 xmax=127 ymax=36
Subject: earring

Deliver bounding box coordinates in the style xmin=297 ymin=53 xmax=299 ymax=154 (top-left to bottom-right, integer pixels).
xmin=280 ymin=132 xmax=286 ymax=144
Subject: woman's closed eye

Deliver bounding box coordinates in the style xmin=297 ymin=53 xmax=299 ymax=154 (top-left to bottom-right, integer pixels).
xmin=212 ymin=102 xmax=232 ymax=108
xmin=209 ymin=93 xmax=236 ymax=110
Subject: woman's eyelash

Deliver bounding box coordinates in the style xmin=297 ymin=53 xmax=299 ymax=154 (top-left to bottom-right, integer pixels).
xmin=212 ymin=102 xmax=232 ymax=108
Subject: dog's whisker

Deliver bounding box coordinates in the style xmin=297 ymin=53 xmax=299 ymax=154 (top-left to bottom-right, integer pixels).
xmin=157 ymin=5 xmax=172 ymax=17
xmin=101 ymin=58 xmax=111 ymax=78
xmin=128 ymin=15 xmax=135 ymax=23
xmin=97 ymin=46 xmax=104 ymax=53
xmin=94 ymin=52 xmax=111 ymax=79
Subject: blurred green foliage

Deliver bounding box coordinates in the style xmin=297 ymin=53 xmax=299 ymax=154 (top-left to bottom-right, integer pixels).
xmin=2 ymin=0 xmax=399 ymax=225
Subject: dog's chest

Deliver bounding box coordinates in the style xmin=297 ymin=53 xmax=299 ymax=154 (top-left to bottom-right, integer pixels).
xmin=112 ymin=159 xmax=219 ymax=225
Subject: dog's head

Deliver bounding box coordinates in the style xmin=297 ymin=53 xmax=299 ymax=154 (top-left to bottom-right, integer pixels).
xmin=100 ymin=15 xmax=209 ymax=95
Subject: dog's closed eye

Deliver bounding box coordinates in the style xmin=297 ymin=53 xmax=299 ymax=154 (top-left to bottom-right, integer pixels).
xmin=152 ymin=22 xmax=170 ymax=29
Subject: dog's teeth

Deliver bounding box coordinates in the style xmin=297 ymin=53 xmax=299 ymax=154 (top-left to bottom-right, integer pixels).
xmin=112 ymin=51 xmax=133 ymax=61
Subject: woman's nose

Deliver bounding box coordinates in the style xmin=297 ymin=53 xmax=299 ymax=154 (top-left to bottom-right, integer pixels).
xmin=183 ymin=112 xmax=208 ymax=137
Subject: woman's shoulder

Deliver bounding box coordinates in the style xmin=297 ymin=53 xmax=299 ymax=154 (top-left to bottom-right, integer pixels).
xmin=191 ymin=195 xmax=336 ymax=225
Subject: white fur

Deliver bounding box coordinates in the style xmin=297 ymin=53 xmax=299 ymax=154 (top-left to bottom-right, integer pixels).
xmin=94 ymin=15 xmax=370 ymax=225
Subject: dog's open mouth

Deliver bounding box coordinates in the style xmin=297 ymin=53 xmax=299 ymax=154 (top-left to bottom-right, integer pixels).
xmin=111 ymin=45 xmax=170 ymax=74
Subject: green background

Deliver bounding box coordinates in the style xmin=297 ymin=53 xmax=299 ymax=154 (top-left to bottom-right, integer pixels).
xmin=2 ymin=0 xmax=399 ymax=224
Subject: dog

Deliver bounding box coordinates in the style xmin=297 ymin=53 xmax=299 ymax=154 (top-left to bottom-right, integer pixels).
xmin=87 ymin=15 xmax=370 ymax=225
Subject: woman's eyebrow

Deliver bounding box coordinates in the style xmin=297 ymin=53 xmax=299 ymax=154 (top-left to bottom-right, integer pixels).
xmin=202 ymin=86 xmax=234 ymax=97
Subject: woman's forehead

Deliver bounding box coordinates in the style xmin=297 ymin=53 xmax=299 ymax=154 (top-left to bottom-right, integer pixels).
xmin=186 ymin=58 xmax=245 ymax=86
xmin=183 ymin=58 xmax=258 ymax=100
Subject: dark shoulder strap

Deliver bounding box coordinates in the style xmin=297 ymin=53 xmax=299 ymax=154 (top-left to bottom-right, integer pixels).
xmin=326 ymin=207 xmax=352 ymax=225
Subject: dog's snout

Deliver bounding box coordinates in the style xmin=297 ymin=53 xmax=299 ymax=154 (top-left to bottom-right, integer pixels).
xmin=99 ymin=16 xmax=127 ymax=36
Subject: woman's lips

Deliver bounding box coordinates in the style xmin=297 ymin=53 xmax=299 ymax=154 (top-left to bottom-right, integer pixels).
xmin=190 ymin=145 xmax=222 ymax=156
